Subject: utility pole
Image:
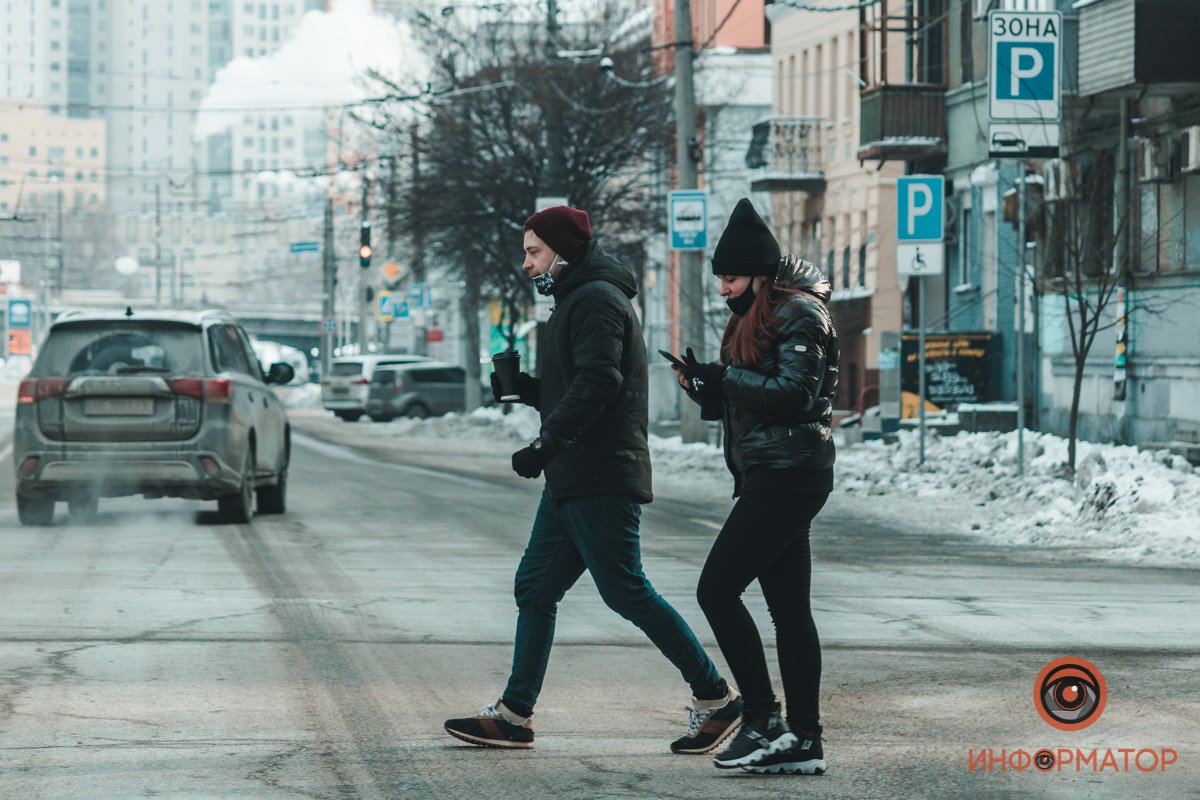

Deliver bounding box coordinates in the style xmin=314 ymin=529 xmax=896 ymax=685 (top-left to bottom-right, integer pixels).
xmin=55 ymin=192 xmax=64 ymax=298
xmin=321 ymin=194 xmax=335 ymax=378
xmin=1016 ymin=160 xmax=1026 ymax=477
xmin=154 ymin=183 xmax=163 ymax=309
xmin=358 ymin=173 xmax=372 ymax=355
xmin=674 ymin=0 xmax=705 ymax=443
xmin=410 ymin=124 xmax=428 ymax=356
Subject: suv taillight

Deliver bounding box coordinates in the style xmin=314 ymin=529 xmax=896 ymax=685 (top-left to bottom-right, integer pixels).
xmin=170 ymin=378 xmax=233 ymax=403
xmin=18 ymin=378 xmax=68 ymax=403
xmin=357 ymin=377 xmax=370 ymax=385
xmin=394 ymin=379 xmax=405 ymax=394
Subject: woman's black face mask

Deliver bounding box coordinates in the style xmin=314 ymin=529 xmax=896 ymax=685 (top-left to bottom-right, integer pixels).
xmin=726 ymin=282 xmax=756 ymax=316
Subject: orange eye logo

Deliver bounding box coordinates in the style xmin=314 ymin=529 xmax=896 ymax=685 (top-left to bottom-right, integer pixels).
xmin=1035 ymin=657 xmax=1107 ymax=731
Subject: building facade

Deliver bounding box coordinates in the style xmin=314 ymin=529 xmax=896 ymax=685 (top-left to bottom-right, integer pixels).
xmin=754 ymin=3 xmax=904 ymax=414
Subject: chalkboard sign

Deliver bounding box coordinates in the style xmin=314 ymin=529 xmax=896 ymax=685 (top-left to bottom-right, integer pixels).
xmin=900 ymin=333 xmax=994 ymax=406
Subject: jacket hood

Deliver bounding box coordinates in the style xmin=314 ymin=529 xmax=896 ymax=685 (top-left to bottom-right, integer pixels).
xmin=775 ymin=254 xmax=830 ymax=304
xmin=553 ymin=239 xmax=638 ymax=300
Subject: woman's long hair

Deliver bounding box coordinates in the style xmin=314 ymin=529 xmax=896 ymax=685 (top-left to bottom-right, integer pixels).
xmin=721 ymin=277 xmax=805 ymax=367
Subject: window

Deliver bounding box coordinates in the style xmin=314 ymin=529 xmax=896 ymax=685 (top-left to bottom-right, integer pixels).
xmin=209 ymin=325 xmax=253 ymax=375
xmin=858 ymin=244 xmax=867 ymax=288
xmin=826 ymin=249 xmax=836 ymax=290
xmin=842 ymin=246 xmax=851 ymax=289
xmin=29 ymin=146 xmax=36 ymax=156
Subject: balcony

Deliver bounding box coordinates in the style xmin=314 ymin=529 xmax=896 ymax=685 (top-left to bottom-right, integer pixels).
xmin=857 ymin=84 xmax=946 ymax=162
xmin=1078 ymin=0 xmax=1200 ymax=96
xmin=745 ymin=116 xmax=826 ymax=194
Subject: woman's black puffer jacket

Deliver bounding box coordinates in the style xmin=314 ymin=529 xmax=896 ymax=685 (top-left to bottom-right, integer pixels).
xmin=704 ymin=256 xmax=839 ymax=495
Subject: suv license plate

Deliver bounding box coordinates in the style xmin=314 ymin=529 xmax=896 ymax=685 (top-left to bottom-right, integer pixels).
xmin=84 ymin=398 xmax=155 ymax=416
xmin=332 ymin=387 xmax=350 ymax=395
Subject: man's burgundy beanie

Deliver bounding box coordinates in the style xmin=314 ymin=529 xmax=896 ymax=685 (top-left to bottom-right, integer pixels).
xmin=524 ymin=206 xmax=592 ymax=262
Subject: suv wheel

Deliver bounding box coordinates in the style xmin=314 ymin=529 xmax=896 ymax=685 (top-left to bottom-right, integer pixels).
xmin=257 ymin=437 xmax=288 ymax=515
xmin=404 ymin=402 xmax=430 ymax=419
xmin=218 ymin=447 xmax=255 ymax=524
xmin=335 ymin=411 xmax=363 ymax=422
xmin=17 ymin=494 xmax=55 ymax=526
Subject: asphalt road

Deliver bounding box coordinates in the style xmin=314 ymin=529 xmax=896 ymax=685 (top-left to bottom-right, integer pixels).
xmin=0 ymin=404 xmax=1196 ymax=799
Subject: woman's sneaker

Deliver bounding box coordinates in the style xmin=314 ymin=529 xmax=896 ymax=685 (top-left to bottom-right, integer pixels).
xmin=444 ymin=700 xmax=534 ymax=749
xmin=711 ymin=707 xmax=796 ymax=769
xmin=742 ymin=728 xmax=826 ymax=775
xmin=670 ymin=689 xmax=743 ymax=754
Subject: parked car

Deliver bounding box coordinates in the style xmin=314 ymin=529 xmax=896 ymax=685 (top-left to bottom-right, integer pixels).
xmin=12 ymin=309 xmax=294 ymax=526
xmin=321 ymin=354 xmax=429 ymax=421
xmin=365 ymin=362 xmax=467 ymax=421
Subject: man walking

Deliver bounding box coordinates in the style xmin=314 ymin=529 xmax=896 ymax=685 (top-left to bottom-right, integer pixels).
xmin=444 ymin=206 xmax=741 ymax=752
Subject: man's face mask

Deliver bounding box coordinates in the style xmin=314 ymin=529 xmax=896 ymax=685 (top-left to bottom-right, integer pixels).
xmin=533 ymin=257 xmax=564 ymax=296
xmin=726 ymin=282 xmax=756 ymax=316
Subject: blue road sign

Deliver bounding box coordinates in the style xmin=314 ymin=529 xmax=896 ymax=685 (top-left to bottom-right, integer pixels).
xmin=409 ymin=284 xmax=431 ymax=308
xmin=989 ymin=11 xmax=1061 ymax=122
xmin=290 ymin=241 xmax=320 ymax=253
xmin=7 ymin=298 xmax=32 ymax=329
xmin=896 ymin=176 xmax=944 ymax=242
xmin=669 ymin=191 xmax=707 ymax=251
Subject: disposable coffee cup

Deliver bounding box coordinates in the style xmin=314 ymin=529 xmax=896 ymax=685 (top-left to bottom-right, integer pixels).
xmin=491 ymin=351 xmax=521 ymax=402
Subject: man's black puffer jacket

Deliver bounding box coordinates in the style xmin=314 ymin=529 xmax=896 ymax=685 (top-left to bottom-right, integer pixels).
xmin=710 ymin=257 xmax=839 ymax=495
xmin=531 ymin=239 xmax=653 ymax=503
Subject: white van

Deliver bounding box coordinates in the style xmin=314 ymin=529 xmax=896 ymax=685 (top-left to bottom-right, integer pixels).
xmin=321 ymin=354 xmax=430 ymax=421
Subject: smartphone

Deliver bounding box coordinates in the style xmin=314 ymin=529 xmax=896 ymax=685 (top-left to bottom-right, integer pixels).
xmin=657 ymin=349 xmax=686 ymax=369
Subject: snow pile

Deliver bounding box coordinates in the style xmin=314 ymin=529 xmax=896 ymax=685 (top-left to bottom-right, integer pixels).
xmin=837 ymin=430 xmax=1200 ymax=566
xmin=374 ymin=405 xmax=543 ymax=443
xmin=278 ymin=383 xmax=323 ymax=409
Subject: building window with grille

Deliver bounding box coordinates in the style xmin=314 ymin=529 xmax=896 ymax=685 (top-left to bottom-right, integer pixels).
xmin=959 ymin=206 xmax=973 ymax=286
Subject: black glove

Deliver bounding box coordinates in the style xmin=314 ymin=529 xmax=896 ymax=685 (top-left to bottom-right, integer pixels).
xmin=680 ymin=347 xmax=726 ymax=400
xmin=512 ymin=442 xmax=551 ymax=479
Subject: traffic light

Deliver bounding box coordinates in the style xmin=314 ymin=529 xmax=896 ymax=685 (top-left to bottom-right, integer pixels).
xmin=359 ymin=222 xmax=372 ymax=268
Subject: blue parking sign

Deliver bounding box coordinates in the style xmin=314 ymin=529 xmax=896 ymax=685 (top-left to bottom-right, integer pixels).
xmin=990 ymin=11 xmax=1061 ymax=121
xmin=896 ymin=176 xmax=944 ymax=242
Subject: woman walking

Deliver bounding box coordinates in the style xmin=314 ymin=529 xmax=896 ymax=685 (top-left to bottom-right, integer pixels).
xmin=669 ymin=198 xmax=839 ymax=775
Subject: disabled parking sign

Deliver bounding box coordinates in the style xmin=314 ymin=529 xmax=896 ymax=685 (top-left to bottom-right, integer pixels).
xmin=896 ymin=176 xmax=944 ymax=278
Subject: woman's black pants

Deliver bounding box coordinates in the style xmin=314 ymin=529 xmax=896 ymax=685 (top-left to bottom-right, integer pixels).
xmin=696 ymin=491 xmax=829 ymax=732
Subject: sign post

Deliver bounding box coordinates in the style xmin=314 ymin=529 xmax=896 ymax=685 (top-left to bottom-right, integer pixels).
xmin=897 ymin=176 xmax=945 ymax=466
xmin=989 ymin=9 xmax=1060 ymax=474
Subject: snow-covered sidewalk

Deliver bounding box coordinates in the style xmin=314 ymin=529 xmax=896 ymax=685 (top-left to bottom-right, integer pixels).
xmin=296 ymin=404 xmax=1200 ymax=568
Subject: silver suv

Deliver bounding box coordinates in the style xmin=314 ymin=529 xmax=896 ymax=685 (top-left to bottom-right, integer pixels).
xmin=13 ymin=310 xmax=294 ymax=525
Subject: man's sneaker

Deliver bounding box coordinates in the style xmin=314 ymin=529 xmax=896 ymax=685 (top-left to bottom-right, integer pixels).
xmin=712 ymin=707 xmax=796 ymax=769
xmin=742 ymin=728 xmax=826 ymax=775
xmin=670 ymin=689 xmax=743 ymax=754
xmin=444 ymin=700 xmax=534 ymax=749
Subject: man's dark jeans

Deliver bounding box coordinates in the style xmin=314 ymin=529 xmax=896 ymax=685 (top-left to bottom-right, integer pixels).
xmin=502 ymin=490 xmax=724 ymax=716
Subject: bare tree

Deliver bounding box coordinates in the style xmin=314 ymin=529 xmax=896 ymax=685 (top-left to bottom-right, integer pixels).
xmin=362 ymin=3 xmax=670 ymax=397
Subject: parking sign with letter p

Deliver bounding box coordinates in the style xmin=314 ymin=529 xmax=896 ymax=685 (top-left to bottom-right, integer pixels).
xmin=990 ymin=11 xmax=1061 ymax=121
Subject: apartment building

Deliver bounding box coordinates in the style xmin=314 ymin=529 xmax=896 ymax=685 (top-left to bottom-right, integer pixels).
xmin=750 ymin=3 xmax=904 ymax=413
xmin=0 ymin=98 xmax=105 ymax=214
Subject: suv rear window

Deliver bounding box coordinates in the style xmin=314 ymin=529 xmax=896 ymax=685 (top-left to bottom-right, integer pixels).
xmin=330 ymin=361 xmax=364 ymax=376
xmin=32 ymin=322 xmax=206 ymax=377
